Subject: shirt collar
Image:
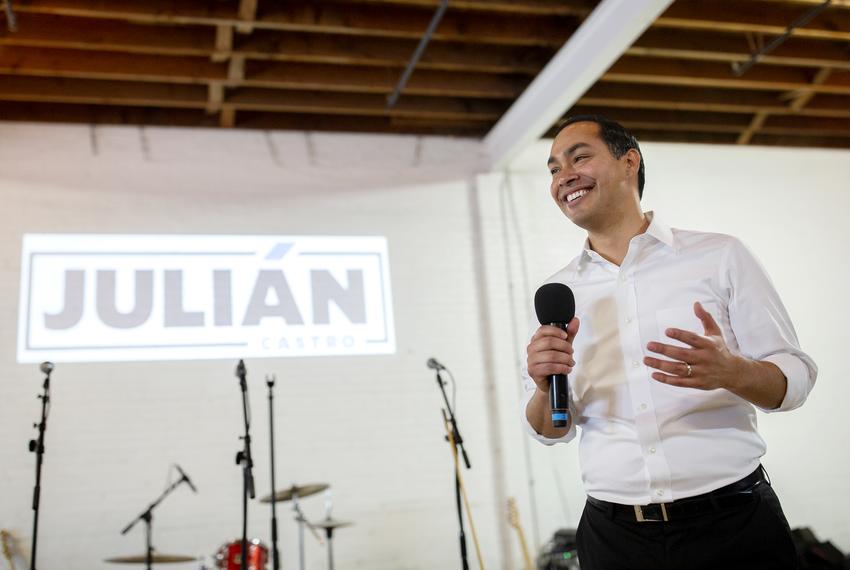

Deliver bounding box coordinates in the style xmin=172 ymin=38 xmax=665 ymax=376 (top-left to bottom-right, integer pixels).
xmin=577 ymin=211 xmax=678 ymax=269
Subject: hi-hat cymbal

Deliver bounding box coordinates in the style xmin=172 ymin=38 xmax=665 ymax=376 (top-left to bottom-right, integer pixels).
xmin=313 ymin=518 xmax=353 ymax=530
xmin=104 ymin=553 xmax=197 ymax=564
xmin=259 ymin=483 xmax=329 ymax=503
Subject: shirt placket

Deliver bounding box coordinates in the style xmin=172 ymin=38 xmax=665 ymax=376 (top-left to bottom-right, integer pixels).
xmin=618 ymin=255 xmax=673 ymax=504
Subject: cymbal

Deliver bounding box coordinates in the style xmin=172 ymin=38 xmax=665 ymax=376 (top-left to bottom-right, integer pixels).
xmin=313 ymin=518 xmax=353 ymax=530
xmin=259 ymin=483 xmax=329 ymax=503
xmin=104 ymin=553 xmax=197 ymax=564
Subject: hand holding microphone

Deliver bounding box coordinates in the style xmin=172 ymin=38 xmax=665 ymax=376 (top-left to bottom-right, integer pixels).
xmin=529 ymin=283 xmax=579 ymax=428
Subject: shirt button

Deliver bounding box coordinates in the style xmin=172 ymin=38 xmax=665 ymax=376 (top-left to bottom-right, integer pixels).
xmin=656 ymin=489 xmax=664 ymax=497
xmin=639 ymin=403 xmax=647 ymax=411
xmin=626 ymin=316 xmax=633 ymax=323
xmin=632 ymin=360 xmax=640 ymax=367
xmin=649 ymin=447 xmax=656 ymax=454
xmin=619 ymin=274 xmax=627 ymax=282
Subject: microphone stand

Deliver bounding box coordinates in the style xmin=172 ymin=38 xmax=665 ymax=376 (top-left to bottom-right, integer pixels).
xmin=120 ymin=473 xmax=192 ymax=570
xmin=266 ymin=374 xmax=280 ymax=570
xmin=28 ymin=362 xmax=53 ymax=570
xmin=234 ymin=360 xmax=255 ymax=570
xmin=434 ymin=367 xmax=472 ymax=570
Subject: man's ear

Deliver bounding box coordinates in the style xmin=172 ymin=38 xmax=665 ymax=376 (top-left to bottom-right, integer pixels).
xmin=623 ymin=148 xmax=641 ymax=174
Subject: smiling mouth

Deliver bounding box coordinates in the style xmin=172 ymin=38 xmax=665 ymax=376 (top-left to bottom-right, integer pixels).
xmin=564 ymin=186 xmax=593 ymax=205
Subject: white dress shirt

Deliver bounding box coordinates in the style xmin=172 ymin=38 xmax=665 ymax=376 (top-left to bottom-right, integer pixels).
xmin=521 ymin=212 xmax=817 ymax=505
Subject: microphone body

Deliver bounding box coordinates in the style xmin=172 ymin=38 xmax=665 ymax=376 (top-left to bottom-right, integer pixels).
xmin=175 ymin=464 xmax=198 ymax=493
xmin=544 ymin=322 xmax=570 ymax=427
xmin=534 ymin=283 xmax=576 ymax=428
xmin=426 ymin=357 xmax=446 ymax=371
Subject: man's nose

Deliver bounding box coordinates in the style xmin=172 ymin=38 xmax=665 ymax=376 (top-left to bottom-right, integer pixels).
xmin=556 ymin=169 xmax=578 ymax=187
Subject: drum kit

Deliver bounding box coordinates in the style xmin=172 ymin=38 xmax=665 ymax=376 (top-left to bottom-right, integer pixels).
xmin=102 ymin=363 xmax=352 ymax=570
xmin=103 ymin=482 xmax=354 ymax=570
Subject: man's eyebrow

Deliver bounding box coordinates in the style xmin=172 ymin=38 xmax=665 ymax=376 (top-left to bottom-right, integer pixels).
xmin=547 ymin=142 xmax=592 ymax=167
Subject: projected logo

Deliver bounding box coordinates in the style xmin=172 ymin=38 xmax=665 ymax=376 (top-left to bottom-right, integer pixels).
xmin=18 ymin=235 xmax=395 ymax=363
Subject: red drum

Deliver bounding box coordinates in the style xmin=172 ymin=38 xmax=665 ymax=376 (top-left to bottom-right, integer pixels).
xmin=215 ymin=539 xmax=268 ymax=570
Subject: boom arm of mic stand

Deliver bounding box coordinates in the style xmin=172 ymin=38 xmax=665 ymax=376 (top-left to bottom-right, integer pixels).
xmin=120 ymin=476 xmax=185 ymax=535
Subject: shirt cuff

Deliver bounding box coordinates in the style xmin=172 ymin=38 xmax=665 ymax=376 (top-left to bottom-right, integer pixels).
xmin=758 ymin=353 xmax=812 ymax=413
xmin=520 ymin=392 xmax=577 ymax=445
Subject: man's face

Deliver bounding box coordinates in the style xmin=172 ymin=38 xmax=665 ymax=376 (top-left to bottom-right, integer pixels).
xmin=547 ymin=121 xmax=637 ymax=231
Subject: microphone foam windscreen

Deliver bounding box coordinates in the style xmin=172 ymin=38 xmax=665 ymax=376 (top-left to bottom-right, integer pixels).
xmin=534 ymin=283 xmax=576 ymax=325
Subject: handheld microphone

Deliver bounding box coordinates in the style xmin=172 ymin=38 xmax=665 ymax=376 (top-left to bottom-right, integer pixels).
xmin=534 ymin=283 xmax=576 ymax=428
xmin=175 ymin=464 xmax=198 ymax=493
xmin=235 ymin=359 xmax=246 ymax=379
xmin=426 ymin=357 xmax=447 ymax=371
xmin=40 ymin=361 xmax=54 ymax=375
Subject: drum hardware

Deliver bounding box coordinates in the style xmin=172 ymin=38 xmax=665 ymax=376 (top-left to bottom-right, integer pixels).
xmin=113 ymin=466 xmax=197 ymax=570
xmin=259 ymin=484 xmax=329 ymax=504
xmin=214 ymin=539 xmax=268 ymax=570
xmin=313 ymin=516 xmax=354 ymax=570
xmin=291 ymin=490 xmax=325 ymax=570
xmin=259 ymin=483 xmax=328 ymax=570
xmin=103 ymin=554 xmax=197 ymax=565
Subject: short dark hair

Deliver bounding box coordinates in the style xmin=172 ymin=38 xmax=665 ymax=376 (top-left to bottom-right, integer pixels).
xmin=555 ymin=115 xmax=645 ymax=199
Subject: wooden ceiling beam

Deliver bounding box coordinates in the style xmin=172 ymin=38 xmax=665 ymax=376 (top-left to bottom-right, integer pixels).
xmin=567 ymin=105 xmax=754 ymax=131
xmin=13 ymin=0 xmax=578 ymax=47
xmin=622 ymin=129 xmax=741 ymax=144
xmin=0 ymin=47 xmax=526 ymax=98
xmin=0 ymin=47 xmax=227 ymax=84
xmin=747 ymin=0 xmax=850 ymax=10
xmin=236 ymin=33 xmax=551 ymax=73
xmin=737 ymin=111 xmax=769 ymax=144
xmin=207 ymin=82 xmax=224 ymax=114
xmin=0 ymin=75 xmax=505 ymax=121
xmin=244 ymin=61 xmax=525 ymax=98
xmin=0 ymin=76 xmax=207 ymax=107
xmin=213 ymin=25 xmax=233 ymax=63
xmin=788 ymin=67 xmax=833 ymax=110
xmin=333 ymin=0 xmax=596 ymax=16
xmin=237 ymin=0 xmax=259 ymax=33
xmin=630 ymin=29 xmax=850 ymax=71
xmin=0 ymin=13 xmax=552 ymax=74
xmin=761 ymin=114 xmax=850 ymax=136
xmin=656 ymin=0 xmax=850 ymax=41
xmin=229 ymin=88 xmax=503 ymax=121
xmin=748 ymin=133 xmax=850 ymax=148
xmin=0 ymin=13 xmax=214 ymax=56
xmin=603 ymin=56 xmax=850 ymax=95
xmin=578 ymin=84 xmax=850 ymax=118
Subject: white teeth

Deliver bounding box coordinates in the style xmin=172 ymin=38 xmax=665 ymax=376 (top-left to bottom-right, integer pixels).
xmin=566 ymin=189 xmax=588 ymax=203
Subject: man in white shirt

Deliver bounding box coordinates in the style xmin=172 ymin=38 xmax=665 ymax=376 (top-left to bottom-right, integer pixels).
xmin=523 ymin=115 xmax=816 ymax=569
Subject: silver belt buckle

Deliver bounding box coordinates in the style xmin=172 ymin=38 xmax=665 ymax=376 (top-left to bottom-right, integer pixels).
xmin=634 ymin=503 xmax=669 ymax=522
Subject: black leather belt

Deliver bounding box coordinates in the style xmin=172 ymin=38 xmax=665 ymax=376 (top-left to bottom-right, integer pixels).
xmin=586 ymin=466 xmax=766 ymax=523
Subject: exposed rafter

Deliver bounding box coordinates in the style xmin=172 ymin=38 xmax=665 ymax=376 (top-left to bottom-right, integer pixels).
xmin=0 ymin=0 xmax=846 ymax=148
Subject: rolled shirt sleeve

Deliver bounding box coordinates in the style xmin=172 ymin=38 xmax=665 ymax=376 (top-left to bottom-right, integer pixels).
xmin=724 ymin=238 xmax=817 ymax=412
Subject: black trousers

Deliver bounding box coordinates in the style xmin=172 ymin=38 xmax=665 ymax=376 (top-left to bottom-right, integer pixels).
xmin=575 ymin=483 xmax=798 ymax=570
